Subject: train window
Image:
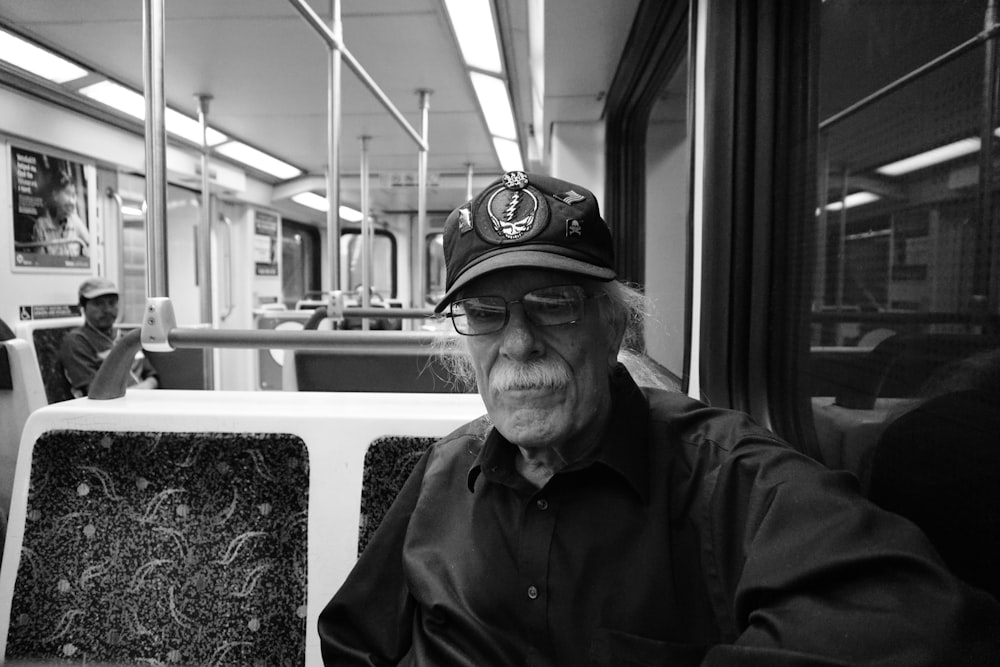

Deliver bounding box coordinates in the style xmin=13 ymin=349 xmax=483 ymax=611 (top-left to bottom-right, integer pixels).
xmin=426 ymin=232 xmax=445 ymax=306
xmin=340 ymin=228 xmax=397 ymax=298
xmin=806 ymin=0 xmax=999 ymax=487
xmin=643 ymin=53 xmax=689 ymax=382
xmin=281 ymin=220 xmax=320 ymax=309
xmin=119 ymin=199 xmax=147 ymax=325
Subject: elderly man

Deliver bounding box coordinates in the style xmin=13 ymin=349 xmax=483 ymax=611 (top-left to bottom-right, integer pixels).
xmin=319 ymin=172 xmax=999 ymax=665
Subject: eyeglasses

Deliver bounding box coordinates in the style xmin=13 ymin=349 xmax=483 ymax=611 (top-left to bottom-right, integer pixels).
xmin=448 ymin=284 xmax=604 ymax=336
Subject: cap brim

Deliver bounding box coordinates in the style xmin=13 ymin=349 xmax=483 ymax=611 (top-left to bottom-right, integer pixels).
xmin=81 ymin=289 xmax=118 ymax=299
xmin=434 ymin=249 xmax=615 ymax=313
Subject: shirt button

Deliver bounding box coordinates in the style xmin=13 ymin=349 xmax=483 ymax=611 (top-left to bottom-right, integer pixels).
xmin=527 ymin=585 xmax=539 ymax=600
xmin=536 ymin=499 xmax=549 ymax=511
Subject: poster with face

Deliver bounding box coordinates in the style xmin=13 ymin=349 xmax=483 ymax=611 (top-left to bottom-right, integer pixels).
xmin=11 ymin=146 xmax=91 ymax=269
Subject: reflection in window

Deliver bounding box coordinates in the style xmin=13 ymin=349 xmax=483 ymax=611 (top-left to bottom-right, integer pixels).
xmin=807 ymin=0 xmax=999 ymax=494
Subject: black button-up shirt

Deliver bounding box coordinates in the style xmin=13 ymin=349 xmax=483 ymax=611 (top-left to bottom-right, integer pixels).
xmin=319 ymin=367 xmax=1000 ymax=666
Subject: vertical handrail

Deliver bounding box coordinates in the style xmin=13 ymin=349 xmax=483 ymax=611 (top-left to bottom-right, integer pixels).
xmin=327 ymin=0 xmax=342 ymax=295
xmin=218 ymin=214 xmax=235 ymax=321
xmin=974 ymin=0 xmax=999 ymax=320
xmin=415 ymin=90 xmax=431 ymax=307
xmin=196 ymin=94 xmax=215 ymax=389
xmin=360 ymin=135 xmax=371 ymax=330
xmin=141 ymin=0 xmax=168 ymax=298
xmin=105 ymin=188 xmax=126 ymax=296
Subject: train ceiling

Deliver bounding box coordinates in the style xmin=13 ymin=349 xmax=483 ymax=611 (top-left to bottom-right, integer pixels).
xmin=0 ymin=0 xmax=640 ymax=222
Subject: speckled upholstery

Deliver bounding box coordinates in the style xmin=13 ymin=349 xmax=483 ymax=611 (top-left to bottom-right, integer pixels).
xmin=31 ymin=328 xmax=74 ymax=403
xmin=5 ymin=430 xmax=309 ymax=666
xmin=358 ymin=436 xmax=437 ymax=555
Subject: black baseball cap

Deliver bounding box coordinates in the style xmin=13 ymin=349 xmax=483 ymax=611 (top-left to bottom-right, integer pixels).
xmin=434 ymin=171 xmax=616 ymax=313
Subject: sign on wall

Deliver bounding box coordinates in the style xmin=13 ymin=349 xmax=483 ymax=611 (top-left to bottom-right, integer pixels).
xmin=254 ymin=209 xmax=279 ymax=277
xmin=10 ymin=145 xmax=92 ymax=270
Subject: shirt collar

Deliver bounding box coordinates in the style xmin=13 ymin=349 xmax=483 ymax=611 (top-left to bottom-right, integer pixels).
xmin=467 ymin=364 xmax=651 ymax=501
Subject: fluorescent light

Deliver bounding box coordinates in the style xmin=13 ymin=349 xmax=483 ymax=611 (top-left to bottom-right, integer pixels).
xmin=340 ymin=206 xmax=364 ymax=222
xmin=215 ymin=141 xmax=302 ymax=180
xmin=493 ymin=137 xmax=524 ymax=173
xmin=80 ymin=80 xmax=146 ymax=118
xmin=442 ymin=0 xmax=503 ymax=73
xmin=876 ymin=137 xmax=981 ymax=176
xmin=0 ymin=29 xmax=87 ymax=83
xmin=470 ymin=72 xmax=518 ymax=140
xmin=120 ymin=205 xmax=145 ymax=217
xmin=80 ymin=80 xmax=227 ymax=146
xmin=291 ymin=193 xmax=363 ymax=222
xmin=292 ymin=192 xmax=328 ymax=211
xmin=825 ymin=191 xmax=880 ymax=211
xmin=164 ymin=109 xmax=228 ymax=146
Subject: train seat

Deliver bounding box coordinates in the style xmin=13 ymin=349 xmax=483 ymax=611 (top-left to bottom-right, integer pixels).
xmin=0 ymin=337 xmax=47 ymax=530
xmin=13 ymin=317 xmax=83 ymax=404
xmin=0 ymin=389 xmax=486 ymax=666
xmin=284 ymin=331 xmax=473 ymax=394
xmin=357 ymin=435 xmax=437 ymax=555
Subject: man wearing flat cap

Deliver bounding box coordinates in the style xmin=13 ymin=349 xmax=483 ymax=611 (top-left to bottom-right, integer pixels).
xmin=319 ymin=173 xmax=999 ymax=665
xmin=59 ymin=277 xmax=158 ymax=398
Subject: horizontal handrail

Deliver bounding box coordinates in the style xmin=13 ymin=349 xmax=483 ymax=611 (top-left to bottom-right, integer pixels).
xmin=88 ymin=298 xmax=461 ymax=400
xmin=810 ymin=311 xmax=1000 ymax=326
xmin=164 ymin=327 xmax=452 ymax=352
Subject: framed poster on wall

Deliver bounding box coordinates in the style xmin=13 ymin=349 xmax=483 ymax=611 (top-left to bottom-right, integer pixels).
xmin=10 ymin=145 xmax=92 ymax=270
xmin=254 ymin=209 xmax=279 ymax=277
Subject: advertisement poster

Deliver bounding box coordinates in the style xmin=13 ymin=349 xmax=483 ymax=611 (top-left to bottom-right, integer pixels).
xmin=11 ymin=146 xmax=91 ymax=269
xmin=254 ymin=209 xmax=279 ymax=276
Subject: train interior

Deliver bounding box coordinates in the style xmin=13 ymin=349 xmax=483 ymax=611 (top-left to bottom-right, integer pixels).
xmin=0 ymin=0 xmax=998 ymax=664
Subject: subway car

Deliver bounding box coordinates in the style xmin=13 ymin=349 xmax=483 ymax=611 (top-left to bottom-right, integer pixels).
xmin=0 ymin=0 xmax=997 ymax=665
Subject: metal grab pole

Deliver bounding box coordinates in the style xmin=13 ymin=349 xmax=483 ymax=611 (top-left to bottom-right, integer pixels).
xmin=142 ymin=0 xmax=168 ymax=298
xmin=287 ymin=0 xmax=427 ymax=152
xmin=196 ymin=94 xmax=215 ymax=389
xmin=415 ymin=90 xmax=431 ymax=308
xmin=360 ymin=135 xmax=371 ymax=331
xmin=327 ymin=0 xmax=342 ymax=295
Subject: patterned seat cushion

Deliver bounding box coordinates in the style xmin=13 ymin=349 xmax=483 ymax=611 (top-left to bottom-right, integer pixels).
xmin=6 ymin=430 xmax=309 ymax=666
xmin=358 ymin=436 xmax=437 ymax=556
xmin=31 ymin=328 xmax=75 ymax=403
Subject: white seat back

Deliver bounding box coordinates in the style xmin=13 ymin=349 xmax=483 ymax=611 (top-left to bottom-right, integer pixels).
xmin=0 ymin=389 xmax=485 ymax=666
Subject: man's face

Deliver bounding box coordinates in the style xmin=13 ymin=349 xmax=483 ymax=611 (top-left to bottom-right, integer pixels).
xmin=50 ymin=185 xmax=78 ymax=220
xmin=83 ymin=294 xmax=119 ymax=331
xmin=461 ymin=268 xmax=621 ymax=451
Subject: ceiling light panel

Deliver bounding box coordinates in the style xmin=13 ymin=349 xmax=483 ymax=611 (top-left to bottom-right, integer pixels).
xmin=0 ymin=29 xmax=87 ymax=83
xmin=442 ymin=0 xmax=503 ymax=73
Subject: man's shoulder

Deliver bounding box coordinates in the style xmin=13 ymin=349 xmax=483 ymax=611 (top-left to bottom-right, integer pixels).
xmin=642 ymin=388 xmax=788 ymax=460
xmin=428 ymin=415 xmax=491 ymax=458
xmin=60 ymin=325 xmax=89 ymax=349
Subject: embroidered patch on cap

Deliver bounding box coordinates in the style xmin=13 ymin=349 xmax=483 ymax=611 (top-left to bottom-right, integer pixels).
xmin=458 ymin=207 xmax=473 ymax=233
xmin=566 ymin=219 xmax=583 ymax=237
xmin=487 ymin=184 xmax=539 ymax=240
xmin=554 ymin=190 xmax=586 ymax=205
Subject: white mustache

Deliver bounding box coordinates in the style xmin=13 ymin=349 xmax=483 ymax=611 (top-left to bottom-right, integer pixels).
xmin=490 ymin=360 xmax=570 ymax=393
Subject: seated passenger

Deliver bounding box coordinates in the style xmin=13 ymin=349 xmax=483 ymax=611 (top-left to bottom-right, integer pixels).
xmin=869 ymin=348 xmax=1000 ymax=600
xmin=341 ymin=285 xmax=395 ymax=330
xmin=319 ymin=172 xmax=1000 ymax=665
xmin=59 ymin=278 xmax=158 ymax=397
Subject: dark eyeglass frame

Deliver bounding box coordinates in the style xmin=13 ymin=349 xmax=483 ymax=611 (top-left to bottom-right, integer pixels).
xmin=447 ymin=284 xmax=606 ymax=336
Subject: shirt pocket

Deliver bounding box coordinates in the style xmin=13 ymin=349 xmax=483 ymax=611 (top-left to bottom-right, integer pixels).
xmin=589 ymin=628 xmax=708 ymax=667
